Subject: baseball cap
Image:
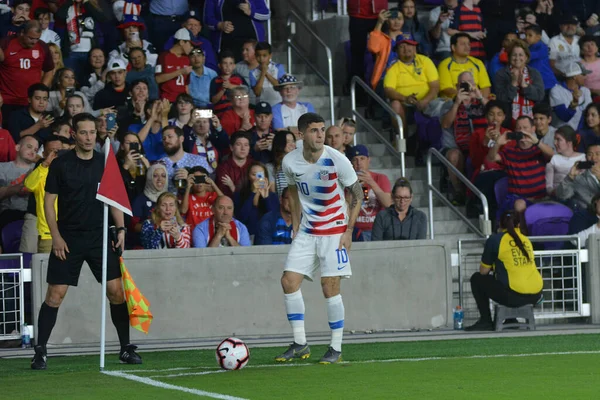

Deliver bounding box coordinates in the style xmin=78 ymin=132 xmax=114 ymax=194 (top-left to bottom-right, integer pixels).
xmin=396 ymin=32 xmax=418 ymax=46
xmin=351 ymin=144 xmax=369 ymax=158
xmin=255 ymin=101 xmax=272 ymax=115
xmin=185 ymin=10 xmax=202 ymax=22
xmin=561 ymin=62 xmax=592 ymax=78
xmin=561 ymin=14 xmax=579 ymax=25
xmin=174 ymin=28 xmax=192 ymax=41
xmin=106 ymin=58 xmax=127 ymax=73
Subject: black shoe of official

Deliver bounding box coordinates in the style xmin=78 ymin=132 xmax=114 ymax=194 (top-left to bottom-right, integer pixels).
xmin=119 ymin=344 xmax=142 ymax=364
xmin=31 ymin=345 xmax=47 ymax=370
xmin=464 ymin=319 xmax=494 ymax=331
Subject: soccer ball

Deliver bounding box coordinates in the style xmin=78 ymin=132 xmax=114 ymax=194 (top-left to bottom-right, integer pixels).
xmin=215 ymin=337 xmax=250 ymax=370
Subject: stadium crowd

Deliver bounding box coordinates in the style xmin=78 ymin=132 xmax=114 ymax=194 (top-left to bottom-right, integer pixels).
xmin=2 ymin=0 xmax=600 ymax=253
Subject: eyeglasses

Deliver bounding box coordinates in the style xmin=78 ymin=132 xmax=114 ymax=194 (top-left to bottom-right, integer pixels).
xmin=234 ymin=95 xmax=249 ymax=99
xmin=393 ymin=196 xmax=412 ymax=201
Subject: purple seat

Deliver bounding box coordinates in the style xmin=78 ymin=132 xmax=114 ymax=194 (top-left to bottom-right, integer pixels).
xmin=0 ymin=219 xmax=24 ymax=270
xmin=414 ymin=111 xmax=443 ymax=150
xmin=525 ymin=203 xmax=573 ymax=250
xmin=494 ymin=177 xmax=508 ymax=208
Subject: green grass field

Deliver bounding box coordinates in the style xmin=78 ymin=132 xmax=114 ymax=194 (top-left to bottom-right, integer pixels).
xmin=2 ymin=334 xmax=600 ymax=399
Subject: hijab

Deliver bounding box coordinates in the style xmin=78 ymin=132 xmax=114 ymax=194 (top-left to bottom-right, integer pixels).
xmin=143 ymin=163 xmax=168 ymax=202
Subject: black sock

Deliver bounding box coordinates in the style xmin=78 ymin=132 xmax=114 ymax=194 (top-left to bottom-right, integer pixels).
xmin=37 ymin=302 xmax=59 ymax=349
xmin=110 ymin=302 xmax=130 ymax=349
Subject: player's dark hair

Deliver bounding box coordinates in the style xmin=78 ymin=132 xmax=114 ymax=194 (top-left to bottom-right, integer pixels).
xmin=532 ymin=102 xmax=552 ymax=117
xmin=72 ymin=113 xmax=97 ymax=132
xmin=524 ymin=24 xmax=543 ymax=36
xmin=28 ymin=83 xmax=50 ymax=98
xmin=499 ymin=210 xmax=531 ymax=262
xmin=230 ymin=131 xmax=251 ymax=147
xmin=298 ymin=113 xmax=325 ymax=134
xmin=451 ymin=32 xmax=471 ymax=47
xmin=163 ymin=125 xmax=184 ymax=137
xmin=34 ymin=7 xmax=51 ymax=18
xmin=392 ymin=177 xmax=413 ymax=195
xmin=219 ymin=50 xmax=236 ymax=63
xmin=255 ymin=41 xmax=272 ymax=53
xmin=272 ymin=130 xmax=295 ymax=168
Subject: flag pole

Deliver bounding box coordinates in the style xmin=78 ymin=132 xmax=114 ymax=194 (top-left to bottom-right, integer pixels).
xmin=100 ymin=138 xmax=110 ymax=371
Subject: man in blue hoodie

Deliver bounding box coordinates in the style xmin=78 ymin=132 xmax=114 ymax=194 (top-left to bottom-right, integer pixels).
xmin=525 ymin=24 xmax=558 ymax=97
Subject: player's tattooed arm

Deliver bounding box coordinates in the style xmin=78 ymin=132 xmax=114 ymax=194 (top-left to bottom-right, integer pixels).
xmin=346 ymin=180 xmax=364 ymax=230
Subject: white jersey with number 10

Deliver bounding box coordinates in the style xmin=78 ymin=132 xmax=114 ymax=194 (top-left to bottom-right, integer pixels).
xmin=282 ymin=145 xmax=358 ymax=236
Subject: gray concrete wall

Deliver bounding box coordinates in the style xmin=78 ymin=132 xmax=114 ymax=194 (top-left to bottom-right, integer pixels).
xmin=32 ymin=241 xmax=452 ymax=346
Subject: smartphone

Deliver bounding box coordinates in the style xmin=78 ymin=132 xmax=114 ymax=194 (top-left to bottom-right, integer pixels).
xmin=507 ymin=131 xmax=524 ymax=141
xmin=194 ymin=175 xmax=207 ymax=184
xmin=65 ymin=87 xmax=75 ymax=96
xmin=105 ymin=113 xmax=117 ymax=131
xmin=459 ymin=82 xmax=471 ymax=93
xmin=256 ymin=171 xmax=266 ymax=189
xmin=390 ymin=9 xmax=399 ymax=18
xmin=195 ymin=109 xmax=213 ymax=119
xmin=577 ymin=161 xmax=594 ymax=170
xmin=129 ymin=142 xmax=140 ymax=152
xmin=441 ymin=5 xmax=449 ymax=13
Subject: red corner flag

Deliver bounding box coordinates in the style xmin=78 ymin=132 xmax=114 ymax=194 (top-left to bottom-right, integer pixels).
xmin=96 ymin=141 xmax=132 ymax=216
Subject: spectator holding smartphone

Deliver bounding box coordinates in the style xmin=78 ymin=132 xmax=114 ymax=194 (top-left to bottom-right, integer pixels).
xmin=545 ymin=125 xmax=585 ymax=195
xmin=233 ymin=161 xmax=278 ymax=237
xmin=94 ymin=112 xmax=120 ymax=154
xmin=117 ymin=132 xmax=150 ymax=203
xmin=249 ymin=101 xmax=274 ymax=164
xmin=180 ymin=166 xmax=223 ymax=231
xmin=185 ymin=109 xmax=229 ymax=168
xmin=140 ymin=192 xmax=191 ymax=249
xmin=47 ymin=68 xmax=93 ymax=117
xmin=8 ymin=83 xmax=54 ymax=143
xmin=109 ymin=14 xmax=158 ymax=68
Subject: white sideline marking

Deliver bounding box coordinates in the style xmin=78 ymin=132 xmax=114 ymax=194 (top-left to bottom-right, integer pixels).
xmin=102 ymin=370 xmax=248 ymax=400
xmin=118 ymin=350 xmax=600 ymax=379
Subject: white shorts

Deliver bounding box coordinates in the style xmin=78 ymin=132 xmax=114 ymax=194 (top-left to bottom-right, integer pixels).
xmin=284 ymin=232 xmax=352 ymax=281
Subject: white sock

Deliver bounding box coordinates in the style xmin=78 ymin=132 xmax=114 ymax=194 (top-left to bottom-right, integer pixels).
xmin=284 ymin=290 xmax=306 ymax=345
xmin=327 ymin=294 xmax=344 ymax=352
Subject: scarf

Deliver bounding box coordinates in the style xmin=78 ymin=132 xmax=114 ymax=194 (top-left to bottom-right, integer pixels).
xmin=66 ymin=3 xmax=82 ymax=45
xmin=143 ymin=163 xmax=168 ymax=202
xmin=510 ymin=65 xmax=534 ymax=126
xmin=208 ymin=216 xmax=238 ymax=246
xmin=193 ymin=135 xmax=218 ymax=170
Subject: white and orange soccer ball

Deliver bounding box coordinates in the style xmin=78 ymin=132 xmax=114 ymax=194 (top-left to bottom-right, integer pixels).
xmin=215 ymin=337 xmax=250 ymax=370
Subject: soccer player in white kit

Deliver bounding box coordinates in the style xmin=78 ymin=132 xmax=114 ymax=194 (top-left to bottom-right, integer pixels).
xmin=275 ymin=113 xmax=363 ymax=364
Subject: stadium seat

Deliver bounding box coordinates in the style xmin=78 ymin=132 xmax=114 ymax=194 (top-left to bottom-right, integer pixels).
xmin=494 ymin=177 xmax=508 ymax=210
xmin=494 ymin=304 xmax=536 ymax=331
xmin=0 ymin=220 xmax=30 ymax=270
xmin=524 ymin=203 xmax=573 ymax=250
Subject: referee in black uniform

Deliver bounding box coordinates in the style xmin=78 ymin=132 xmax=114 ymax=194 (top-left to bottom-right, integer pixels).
xmin=31 ymin=113 xmax=142 ymax=370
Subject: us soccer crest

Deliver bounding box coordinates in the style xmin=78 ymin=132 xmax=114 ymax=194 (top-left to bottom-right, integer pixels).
xmin=319 ymin=170 xmax=329 ymax=180
xmin=32 ymin=50 xmax=39 ymax=59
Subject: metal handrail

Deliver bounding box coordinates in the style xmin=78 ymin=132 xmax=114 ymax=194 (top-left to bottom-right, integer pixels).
xmin=349 ymin=76 xmax=406 ymax=177
xmin=266 ymin=0 xmax=271 ymax=43
xmin=426 ymin=148 xmax=491 ymax=239
xmin=286 ymin=9 xmax=335 ymax=125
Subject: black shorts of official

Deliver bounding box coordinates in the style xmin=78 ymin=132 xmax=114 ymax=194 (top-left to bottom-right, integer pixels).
xmin=47 ymin=229 xmax=121 ymax=286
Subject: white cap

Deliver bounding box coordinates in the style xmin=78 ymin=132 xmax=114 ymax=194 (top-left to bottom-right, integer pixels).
xmin=561 ymin=62 xmax=591 ymax=78
xmin=106 ymin=58 xmax=127 ymax=73
xmin=174 ymin=28 xmax=192 ymax=41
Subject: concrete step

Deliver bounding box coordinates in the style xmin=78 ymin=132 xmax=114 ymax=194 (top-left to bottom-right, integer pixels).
xmin=431 ymin=219 xmax=476 ymax=235
xmin=372 ymin=167 xmax=441 ymax=183
xmin=416 ymin=206 xmax=468 ymax=222
xmin=300 ymin=85 xmax=331 ymax=96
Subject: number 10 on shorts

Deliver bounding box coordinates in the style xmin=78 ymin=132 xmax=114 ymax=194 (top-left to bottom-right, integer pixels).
xmin=336 ymin=248 xmax=348 ymax=264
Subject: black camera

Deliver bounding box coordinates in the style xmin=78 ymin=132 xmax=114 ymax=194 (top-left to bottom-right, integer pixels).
xmin=459 ymin=81 xmax=471 ymax=93
xmin=577 ymin=161 xmax=594 ymax=170
xmin=129 ymin=142 xmax=140 ymax=152
xmin=194 ymin=175 xmax=207 ymax=184
xmin=507 ymin=131 xmax=524 ymax=141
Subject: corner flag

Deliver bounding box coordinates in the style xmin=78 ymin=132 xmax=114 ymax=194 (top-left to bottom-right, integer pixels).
xmin=120 ymin=257 xmax=153 ymax=334
xmin=96 ymin=143 xmax=132 ymax=216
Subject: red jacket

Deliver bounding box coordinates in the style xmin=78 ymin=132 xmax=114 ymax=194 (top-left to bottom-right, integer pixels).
xmin=347 ymin=0 xmax=388 ymax=18
xmin=215 ymin=157 xmax=253 ymax=198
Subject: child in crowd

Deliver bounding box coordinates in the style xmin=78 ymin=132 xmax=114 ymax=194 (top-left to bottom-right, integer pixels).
xmin=546 ymin=125 xmax=585 ymax=195
xmin=524 ymin=24 xmax=558 ymax=94
xmin=210 ymin=51 xmax=246 ymax=117
xmin=180 ymin=166 xmax=223 ymax=231
xmin=250 ymin=42 xmax=285 ymax=106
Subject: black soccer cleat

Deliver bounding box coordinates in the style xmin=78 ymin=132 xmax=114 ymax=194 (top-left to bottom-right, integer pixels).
xmin=31 ymin=345 xmax=47 ymax=370
xmin=464 ymin=319 xmax=494 ymax=331
xmin=119 ymin=344 xmax=143 ymax=364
